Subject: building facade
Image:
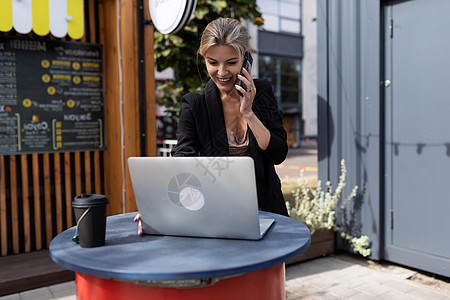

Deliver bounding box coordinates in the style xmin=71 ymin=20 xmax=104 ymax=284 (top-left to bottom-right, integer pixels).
xmin=252 ymin=0 xmax=318 ymax=145
xmin=318 ymin=0 xmax=450 ymax=277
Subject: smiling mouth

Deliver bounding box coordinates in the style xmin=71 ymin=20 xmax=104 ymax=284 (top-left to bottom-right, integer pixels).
xmin=217 ymin=77 xmax=232 ymax=84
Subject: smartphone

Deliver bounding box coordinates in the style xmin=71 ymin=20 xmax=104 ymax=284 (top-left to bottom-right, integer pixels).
xmin=237 ymin=52 xmax=253 ymax=96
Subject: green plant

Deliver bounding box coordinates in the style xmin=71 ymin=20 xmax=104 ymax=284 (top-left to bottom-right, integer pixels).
xmin=154 ymin=0 xmax=264 ymax=117
xmin=286 ymin=159 xmax=371 ymax=257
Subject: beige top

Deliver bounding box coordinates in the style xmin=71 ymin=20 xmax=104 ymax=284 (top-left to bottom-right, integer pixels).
xmin=226 ymin=128 xmax=250 ymax=156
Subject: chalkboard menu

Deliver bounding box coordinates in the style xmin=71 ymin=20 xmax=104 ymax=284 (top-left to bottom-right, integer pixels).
xmin=0 ymin=37 xmax=105 ymax=155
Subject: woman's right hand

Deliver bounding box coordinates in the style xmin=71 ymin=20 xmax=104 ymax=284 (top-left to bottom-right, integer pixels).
xmin=134 ymin=213 xmax=143 ymax=235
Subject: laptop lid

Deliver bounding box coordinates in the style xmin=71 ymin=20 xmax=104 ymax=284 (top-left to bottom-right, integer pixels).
xmin=128 ymin=156 xmax=273 ymax=240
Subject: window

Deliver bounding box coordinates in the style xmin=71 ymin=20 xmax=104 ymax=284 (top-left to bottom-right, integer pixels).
xmin=258 ymin=0 xmax=301 ymax=34
xmin=258 ymin=55 xmax=302 ymax=109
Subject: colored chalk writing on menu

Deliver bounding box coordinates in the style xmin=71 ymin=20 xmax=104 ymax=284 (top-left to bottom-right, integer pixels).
xmin=0 ymin=37 xmax=105 ymax=155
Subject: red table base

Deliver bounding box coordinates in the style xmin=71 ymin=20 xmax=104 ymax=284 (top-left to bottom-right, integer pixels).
xmin=75 ymin=263 xmax=285 ymax=300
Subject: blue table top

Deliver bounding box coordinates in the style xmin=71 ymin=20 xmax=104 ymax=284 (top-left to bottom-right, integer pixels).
xmin=50 ymin=212 xmax=311 ymax=282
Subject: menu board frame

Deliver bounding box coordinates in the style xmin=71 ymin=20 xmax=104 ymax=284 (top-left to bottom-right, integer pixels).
xmin=0 ymin=36 xmax=105 ymax=155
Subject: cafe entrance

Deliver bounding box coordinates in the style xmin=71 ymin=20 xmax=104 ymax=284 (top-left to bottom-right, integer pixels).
xmin=0 ymin=0 xmax=156 ymax=257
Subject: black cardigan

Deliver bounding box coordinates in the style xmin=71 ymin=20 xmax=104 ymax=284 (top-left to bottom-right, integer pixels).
xmin=171 ymin=79 xmax=289 ymax=216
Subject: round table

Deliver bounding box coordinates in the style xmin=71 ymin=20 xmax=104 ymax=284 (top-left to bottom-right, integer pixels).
xmin=50 ymin=211 xmax=310 ymax=300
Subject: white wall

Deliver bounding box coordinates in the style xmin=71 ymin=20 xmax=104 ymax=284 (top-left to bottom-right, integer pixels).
xmin=302 ymin=0 xmax=318 ymax=137
xmin=246 ymin=20 xmax=259 ymax=78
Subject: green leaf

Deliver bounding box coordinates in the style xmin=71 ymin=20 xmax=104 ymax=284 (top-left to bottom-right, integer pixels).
xmin=194 ymin=8 xmax=209 ymax=19
xmin=161 ymin=49 xmax=171 ymax=57
xmin=207 ymin=0 xmax=227 ymax=12
xmin=168 ymin=35 xmax=184 ymax=45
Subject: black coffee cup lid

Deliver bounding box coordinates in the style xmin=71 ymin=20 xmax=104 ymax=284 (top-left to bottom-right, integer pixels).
xmin=72 ymin=194 xmax=109 ymax=208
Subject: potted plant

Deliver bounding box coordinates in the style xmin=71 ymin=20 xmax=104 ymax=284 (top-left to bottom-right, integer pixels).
xmin=285 ymin=159 xmax=371 ymax=264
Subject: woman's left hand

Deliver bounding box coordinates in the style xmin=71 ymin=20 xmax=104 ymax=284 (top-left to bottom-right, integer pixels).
xmin=134 ymin=213 xmax=143 ymax=236
xmin=235 ymin=67 xmax=256 ymax=117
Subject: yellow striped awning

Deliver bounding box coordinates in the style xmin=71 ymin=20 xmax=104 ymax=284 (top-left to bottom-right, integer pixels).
xmin=0 ymin=0 xmax=84 ymax=40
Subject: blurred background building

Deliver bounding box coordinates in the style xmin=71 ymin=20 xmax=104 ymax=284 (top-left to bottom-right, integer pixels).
xmin=253 ymin=0 xmax=317 ymax=147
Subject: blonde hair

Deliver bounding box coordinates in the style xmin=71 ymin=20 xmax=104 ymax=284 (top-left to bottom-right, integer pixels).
xmin=199 ymin=18 xmax=250 ymax=59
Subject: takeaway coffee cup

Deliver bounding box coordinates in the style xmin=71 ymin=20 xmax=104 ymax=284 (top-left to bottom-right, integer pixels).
xmin=72 ymin=194 xmax=109 ymax=248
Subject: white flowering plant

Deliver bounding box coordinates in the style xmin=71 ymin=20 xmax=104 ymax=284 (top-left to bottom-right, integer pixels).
xmin=286 ymin=159 xmax=371 ymax=257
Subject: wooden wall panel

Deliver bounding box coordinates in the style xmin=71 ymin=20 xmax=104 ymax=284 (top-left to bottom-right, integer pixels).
xmin=74 ymin=152 xmax=82 ymax=197
xmin=9 ymin=156 xmax=19 ymax=254
xmin=99 ymin=0 xmax=123 ymax=215
xmin=88 ymin=0 xmax=97 ymax=43
xmin=120 ymin=0 xmax=140 ymax=212
xmin=100 ymin=0 xmax=142 ymax=215
xmin=54 ymin=153 xmax=63 ymax=234
xmin=84 ymin=152 xmax=92 ymax=194
xmin=21 ymin=155 xmax=31 ymax=252
xmin=64 ymin=152 xmax=73 ymax=228
xmin=43 ymin=154 xmax=52 ymax=247
xmin=94 ymin=151 xmax=101 ymax=194
xmin=0 ymin=151 xmax=105 ymax=255
xmin=32 ymin=154 xmax=42 ymax=251
xmin=144 ymin=0 xmax=157 ymax=157
xmin=0 ymin=156 xmax=7 ymax=256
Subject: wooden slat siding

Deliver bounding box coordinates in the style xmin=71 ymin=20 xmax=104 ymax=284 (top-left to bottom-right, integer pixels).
xmin=64 ymin=152 xmax=73 ymax=228
xmin=21 ymin=155 xmax=31 ymax=252
xmin=84 ymin=152 xmax=91 ymax=194
xmin=74 ymin=152 xmax=82 ymax=196
xmin=32 ymin=154 xmax=42 ymax=251
xmin=94 ymin=151 xmax=101 ymax=194
xmin=143 ymin=2 xmax=157 ymax=157
xmin=9 ymin=156 xmax=19 ymax=254
xmin=43 ymin=154 xmax=52 ymax=247
xmin=0 ymin=156 xmax=7 ymax=256
xmin=54 ymin=153 xmax=63 ymax=234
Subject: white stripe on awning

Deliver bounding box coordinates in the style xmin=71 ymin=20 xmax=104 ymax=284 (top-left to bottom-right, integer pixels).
xmin=0 ymin=0 xmax=84 ymax=39
xmin=13 ymin=0 xmax=32 ymax=34
xmin=49 ymin=0 xmax=68 ymax=38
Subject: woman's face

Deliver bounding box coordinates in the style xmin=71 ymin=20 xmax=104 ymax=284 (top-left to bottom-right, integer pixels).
xmin=204 ymin=45 xmax=243 ymax=96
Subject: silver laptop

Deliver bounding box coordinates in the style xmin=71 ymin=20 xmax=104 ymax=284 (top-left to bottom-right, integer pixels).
xmin=127 ymin=156 xmax=274 ymax=240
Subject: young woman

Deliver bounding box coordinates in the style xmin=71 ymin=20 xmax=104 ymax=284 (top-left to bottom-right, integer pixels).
xmin=171 ymin=18 xmax=288 ymax=216
xmin=136 ymin=18 xmax=288 ymax=235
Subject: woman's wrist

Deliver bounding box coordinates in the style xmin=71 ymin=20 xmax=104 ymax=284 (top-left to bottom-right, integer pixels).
xmin=243 ymin=111 xmax=270 ymax=150
xmin=242 ymin=110 xmax=255 ymax=121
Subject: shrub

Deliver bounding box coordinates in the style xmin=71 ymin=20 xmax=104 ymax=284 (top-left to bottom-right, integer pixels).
xmin=286 ymin=159 xmax=371 ymax=257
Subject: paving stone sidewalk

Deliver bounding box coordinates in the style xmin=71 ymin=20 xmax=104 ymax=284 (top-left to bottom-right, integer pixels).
xmin=286 ymin=253 xmax=450 ymax=300
xmin=1 ymin=253 xmax=449 ymax=299
xmin=0 ymin=281 xmax=76 ymax=300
